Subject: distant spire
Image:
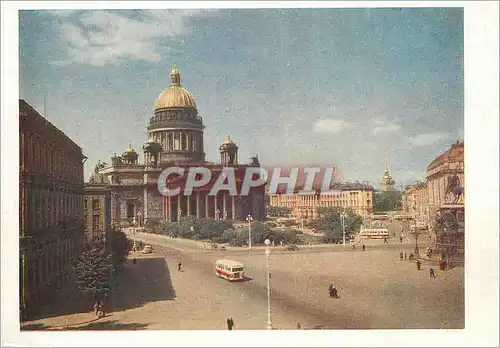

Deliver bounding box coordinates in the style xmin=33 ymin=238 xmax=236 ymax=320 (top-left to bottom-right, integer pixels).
xmin=384 ymin=151 xmax=388 ymax=171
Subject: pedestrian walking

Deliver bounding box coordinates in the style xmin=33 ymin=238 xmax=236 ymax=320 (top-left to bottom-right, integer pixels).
xmin=429 ymin=268 xmax=436 ymax=278
xmin=416 ymin=260 xmax=421 ymax=271
xmin=384 ymin=238 xmax=388 ymax=244
xmin=99 ymin=301 xmax=106 ymax=317
xmin=400 ymin=252 xmax=404 ymax=261
xmin=400 ymin=236 xmax=403 ymax=243
xmin=227 ymin=316 xmax=235 ymax=330
xmin=362 ymin=244 xmax=365 ymax=251
xmin=178 ymin=260 xmax=182 ymax=271
xmin=93 ymin=301 xmax=100 ymax=318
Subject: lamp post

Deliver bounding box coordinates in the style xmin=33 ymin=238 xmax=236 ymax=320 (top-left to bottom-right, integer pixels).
xmin=341 ymin=211 xmax=347 ymax=247
xmin=264 ymin=238 xmax=272 ymax=330
xmin=177 ymin=209 xmax=182 ymax=237
xmin=246 ymin=214 xmax=253 ymax=252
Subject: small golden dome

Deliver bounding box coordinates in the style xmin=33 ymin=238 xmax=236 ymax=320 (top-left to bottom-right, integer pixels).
xmin=223 ymin=136 xmax=235 ymax=145
xmin=155 ymin=65 xmax=197 ymax=110
xmin=123 ymin=143 xmax=138 ymax=157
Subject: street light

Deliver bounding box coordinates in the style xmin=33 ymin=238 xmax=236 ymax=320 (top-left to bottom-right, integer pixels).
xmin=264 ymin=238 xmax=272 ymax=330
xmin=341 ymin=211 xmax=347 ymax=247
xmin=246 ymin=214 xmax=253 ymax=252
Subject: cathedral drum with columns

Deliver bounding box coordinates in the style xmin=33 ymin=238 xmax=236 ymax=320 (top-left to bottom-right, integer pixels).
xmin=98 ymin=66 xmax=266 ymax=226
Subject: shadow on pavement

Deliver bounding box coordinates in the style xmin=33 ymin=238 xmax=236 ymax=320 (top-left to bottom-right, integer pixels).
xmin=21 ymin=320 xmax=150 ymax=331
xmin=109 ymin=257 xmax=176 ymax=312
xmin=63 ymin=320 xmax=150 ymax=331
xmin=21 ymin=323 xmax=52 ymax=331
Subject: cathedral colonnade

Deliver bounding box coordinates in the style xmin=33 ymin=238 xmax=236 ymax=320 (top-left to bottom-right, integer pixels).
xmin=164 ymin=191 xmax=265 ymax=222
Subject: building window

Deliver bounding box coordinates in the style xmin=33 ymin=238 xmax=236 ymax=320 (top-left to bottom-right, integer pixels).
xmin=92 ymin=215 xmax=100 ymax=231
xmin=93 ymin=199 xmax=101 ymax=210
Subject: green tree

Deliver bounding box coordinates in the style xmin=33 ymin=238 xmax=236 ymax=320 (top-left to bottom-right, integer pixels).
xmin=373 ymin=190 xmax=403 ymax=212
xmin=73 ymin=237 xmax=113 ymax=296
xmin=310 ymin=207 xmax=363 ymax=244
xmin=106 ymin=228 xmax=130 ymax=273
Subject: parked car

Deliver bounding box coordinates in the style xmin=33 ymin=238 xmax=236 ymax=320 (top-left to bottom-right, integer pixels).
xmin=283 ymin=244 xmax=299 ymax=251
xmin=142 ymin=244 xmax=153 ymax=254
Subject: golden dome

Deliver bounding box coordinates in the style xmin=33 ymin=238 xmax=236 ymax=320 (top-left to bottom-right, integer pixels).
xmin=154 ymin=65 xmax=197 ymax=110
xmin=123 ymin=143 xmax=138 ymax=157
xmin=223 ymin=136 xmax=235 ymax=145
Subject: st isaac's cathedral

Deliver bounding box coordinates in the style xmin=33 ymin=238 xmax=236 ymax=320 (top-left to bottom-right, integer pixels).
xmin=95 ymin=66 xmax=266 ymax=225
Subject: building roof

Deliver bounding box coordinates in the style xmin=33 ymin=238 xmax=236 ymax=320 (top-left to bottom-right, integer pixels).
xmin=19 ymin=99 xmax=84 ymax=157
xmin=427 ymin=141 xmax=464 ymax=171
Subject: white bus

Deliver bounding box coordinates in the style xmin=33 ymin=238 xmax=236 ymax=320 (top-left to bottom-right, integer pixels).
xmin=215 ymin=259 xmax=246 ymax=281
xmin=359 ymin=228 xmax=390 ymax=239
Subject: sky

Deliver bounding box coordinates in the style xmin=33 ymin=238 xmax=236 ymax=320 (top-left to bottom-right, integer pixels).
xmin=19 ymin=8 xmax=464 ymax=188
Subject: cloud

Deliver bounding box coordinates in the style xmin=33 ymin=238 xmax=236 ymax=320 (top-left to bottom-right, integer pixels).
xmin=371 ymin=117 xmax=402 ymax=135
xmin=407 ymin=132 xmax=449 ymax=146
xmin=313 ymin=119 xmax=348 ymax=133
xmin=49 ymin=10 xmax=213 ymax=66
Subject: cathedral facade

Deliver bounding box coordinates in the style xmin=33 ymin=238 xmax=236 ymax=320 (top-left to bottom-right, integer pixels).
xmin=97 ymin=66 xmax=266 ymax=226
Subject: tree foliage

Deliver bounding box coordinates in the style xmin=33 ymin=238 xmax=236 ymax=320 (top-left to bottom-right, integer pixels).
xmin=73 ymin=237 xmax=113 ymax=295
xmin=107 ymin=228 xmax=130 ymax=273
xmin=308 ymin=207 xmax=363 ymax=244
xmin=373 ymin=190 xmax=403 ymax=212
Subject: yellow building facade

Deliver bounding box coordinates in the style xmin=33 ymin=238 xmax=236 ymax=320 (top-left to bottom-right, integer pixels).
xmin=402 ymin=182 xmax=428 ymax=222
xmin=84 ymin=185 xmax=111 ymax=240
xmin=267 ymin=183 xmax=374 ymax=219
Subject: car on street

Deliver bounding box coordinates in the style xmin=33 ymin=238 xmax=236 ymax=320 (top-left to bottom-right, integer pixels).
xmin=283 ymin=244 xmax=299 ymax=251
xmin=142 ymin=244 xmax=153 ymax=254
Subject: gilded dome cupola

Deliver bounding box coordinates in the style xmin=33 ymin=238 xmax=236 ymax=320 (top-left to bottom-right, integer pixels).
xmin=148 ymin=65 xmax=206 ymax=164
xmin=154 ymin=65 xmax=197 ymax=110
xmin=122 ymin=143 xmax=139 ymax=165
xmin=220 ymin=136 xmax=239 ymax=166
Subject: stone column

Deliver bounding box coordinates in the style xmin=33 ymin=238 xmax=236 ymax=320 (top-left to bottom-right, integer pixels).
xmin=167 ymin=196 xmax=172 ymax=222
xmin=186 ymin=195 xmax=191 ymax=216
xmin=196 ymin=192 xmax=200 ymax=218
xmin=222 ymin=193 xmax=227 ymax=219
xmin=143 ymin=173 xmax=149 ymax=220
xmin=176 ymin=197 xmax=180 ymax=221
xmin=205 ymin=194 xmax=209 ymax=218
xmin=214 ymin=195 xmax=218 ymax=219
xmin=231 ymin=196 xmax=236 ymax=220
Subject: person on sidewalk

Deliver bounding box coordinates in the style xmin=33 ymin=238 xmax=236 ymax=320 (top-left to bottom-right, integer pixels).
xmin=429 ymin=268 xmax=436 ymax=279
xmin=400 ymin=236 xmax=403 ymax=243
xmin=384 ymin=238 xmax=388 ymax=244
xmin=416 ymin=259 xmax=422 ymax=271
xmin=93 ymin=301 xmax=100 ymax=318
xmin=400 ymin=252 xmax=404 ymax=261
xmin=227 ymin=316 xmax=235 ymax=330
xmin=178 ymin=260 xmax=182 ymax=271
xmin=362 ymin=244 xmax=365 ymax=251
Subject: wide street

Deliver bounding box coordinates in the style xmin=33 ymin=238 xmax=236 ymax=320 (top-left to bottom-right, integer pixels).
xmin=22 ymin=231 xmax=463 ymax=331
